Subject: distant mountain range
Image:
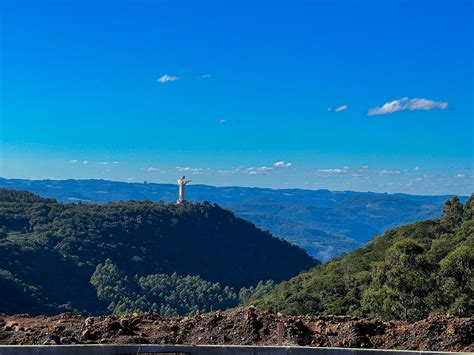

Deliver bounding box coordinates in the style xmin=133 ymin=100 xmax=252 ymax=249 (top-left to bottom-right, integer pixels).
xmin=0 ymin=177 xmax=464 ymax=261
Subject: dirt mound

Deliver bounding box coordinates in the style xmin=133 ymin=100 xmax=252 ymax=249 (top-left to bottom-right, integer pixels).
xmin=0 ymin=307 xmax=472 ymax=352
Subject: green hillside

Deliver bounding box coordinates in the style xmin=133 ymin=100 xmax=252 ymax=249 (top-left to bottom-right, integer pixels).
xmin=0 ymin=189 xmax=316 ymax=316
xmin=250 ymin=195 xmax=473 ymax=321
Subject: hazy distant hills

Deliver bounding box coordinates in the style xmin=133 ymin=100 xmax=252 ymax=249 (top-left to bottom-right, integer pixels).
xmin=0 ymin=177 xmax=460 ymax=261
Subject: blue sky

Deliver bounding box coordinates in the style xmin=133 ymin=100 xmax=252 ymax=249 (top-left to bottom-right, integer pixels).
xmin=1 ymin=0 xmax=472 ymax=195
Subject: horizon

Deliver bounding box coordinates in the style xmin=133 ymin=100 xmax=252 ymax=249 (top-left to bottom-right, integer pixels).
xmin=0 ymin=176 xmax=469 ymax=198
xmin=1 ymin=0 xmax=473 ymax=195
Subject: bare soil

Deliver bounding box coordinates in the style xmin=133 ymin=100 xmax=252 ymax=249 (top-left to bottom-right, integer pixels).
xmin=0 ymin=307 xmax=472 ymax=352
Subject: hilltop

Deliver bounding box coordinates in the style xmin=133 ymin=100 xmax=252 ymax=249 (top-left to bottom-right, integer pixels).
xmin=0 ymin=189 xmax=315 ymax=316
xmin=249 ymin=195 xmax=473 ymax=321
xmin=0 ymin=177 xmax=459 ymax=261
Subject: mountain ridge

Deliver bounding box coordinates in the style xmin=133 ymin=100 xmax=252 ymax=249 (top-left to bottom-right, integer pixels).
xmin=0 ymin=189 xmax=315 ymax=315
xmin=249 ymin=195 xmax=474 ymax=321
xmin=0 ymin=177 xmax=465 ymax=261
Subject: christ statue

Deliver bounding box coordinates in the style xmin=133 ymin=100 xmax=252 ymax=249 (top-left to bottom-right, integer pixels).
xmin=177 ymin=176 xmax=191 ymax=203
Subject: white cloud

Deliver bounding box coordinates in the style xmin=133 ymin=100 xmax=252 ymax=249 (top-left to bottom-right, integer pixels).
xmin=96 ymin=161 xmax=119 ymax=165
xmin=219 ymin=119 xmax=226 ymax=124
xmin=316 ymin=168 xmax=346 ymax=174
xmin=82 ymin=160 xmax=88 ymax=164
xmin=158 ymin=74 xmax=180 ymax=84
xmin=368 ymin=97 xmax=448 ymax=116
xmin=145 ymin=167 xmax=161 ymax=172
xmin=378 ymin=169 xmax=401 ymax=175
xmin=247 ymin=166 xmax=273 ymax=175
xmin=456 ymin=174 xmax=466 ymax=178
xmin=334 ymin=104 xmax=348 ymax=112
xmin=69 ymin=160 xmax=78 ymax=163
xmin=273 ymin=161 xmax=292 ymax=168
xmin=200 ymin=74 xmax=211 ymax=79
xmin=176 ymin=167 xmax=205 ymax=174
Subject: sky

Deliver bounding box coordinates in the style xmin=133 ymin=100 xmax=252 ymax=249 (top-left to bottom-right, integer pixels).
xmin=0 ymin=0 xmax=472 ymax=195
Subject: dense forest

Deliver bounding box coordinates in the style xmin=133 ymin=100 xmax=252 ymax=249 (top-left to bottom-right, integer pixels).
xmin=250 ymin=195 xmax=473 ymax=321
xmin=0 ymin=189 xmax=315 ymax=316
xmin=0 ymin=177 xmax=453 ymax=261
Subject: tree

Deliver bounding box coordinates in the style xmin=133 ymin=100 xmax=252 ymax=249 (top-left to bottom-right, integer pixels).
xmin=239 ymin=280 xmax=275 ymax=304
xmin=438 ymin=245 xmax=474 ymax=316
xmin=463 ymin=194 xmax=474 ymax=222
xmin=362 ymin=239 xmax=432 ymax=321
xmin=442 ymin=196 xmax=464 ymax=228
xmin=90 ymin=259 xmax=135 ymax=314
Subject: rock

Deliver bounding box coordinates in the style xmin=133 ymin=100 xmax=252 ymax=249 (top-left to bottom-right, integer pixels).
xmin=119 ymin=318 xmax=129 ymax=328
xmin=4 ymin=321 xmax=19 ymax=331
xmin=48 ymin=334 xmax=61 ymax=344
xmin=0 ymin=308 xmax=472 ymax=352
xmin=105 ymin=321 xmax=122 ymax=332
xmin=81 ymin=329 xmax=94 ymax=340
xmin=131 ymin=317 xmax=141 ymax=326
xmin=54 ymin=324 xmax=66 ymax=332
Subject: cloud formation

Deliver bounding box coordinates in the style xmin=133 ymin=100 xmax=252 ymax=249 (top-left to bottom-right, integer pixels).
xmin=378 ymin=169 xmax=401 ymax=175
xmin=316 ymin=168 xmax=346 ymax=174
xmin=69 ymin=159 xmax=88 ymax=164
xmin=247 ymin=166 xmax=273 ymax=175
xmin=97 ymin=161 xmax=119 ymax=165
xmin=176 ymin=167 xmax=205 ymax=174
xmin=158 ymin=74 xmax=180 ymax=83
xmin=273 ymin=161 xmax=292 ymax=168
xmin=334 ymin=105 xmax=348 ymax=112
xmin=368 ymin=97 xmax=448 ymax=116
xmin=145 ymin=167 xmax=161 ymax=172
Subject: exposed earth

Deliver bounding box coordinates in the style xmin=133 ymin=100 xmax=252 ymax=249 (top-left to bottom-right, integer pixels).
xmin=0 ymin=307 xmax=472 ymax=352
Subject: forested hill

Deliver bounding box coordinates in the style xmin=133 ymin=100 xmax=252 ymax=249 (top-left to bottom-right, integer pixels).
xmin=0 ymin=189 xmax=316 ymax=316
xmin=0 ymin=177 xmax=459 ymax=261
xmin=249 ymin=195 xmax=474 ymax=321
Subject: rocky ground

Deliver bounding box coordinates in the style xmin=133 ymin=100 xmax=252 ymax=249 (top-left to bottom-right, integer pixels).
xmin=0 ymin=307 xmax=472 ymax=352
